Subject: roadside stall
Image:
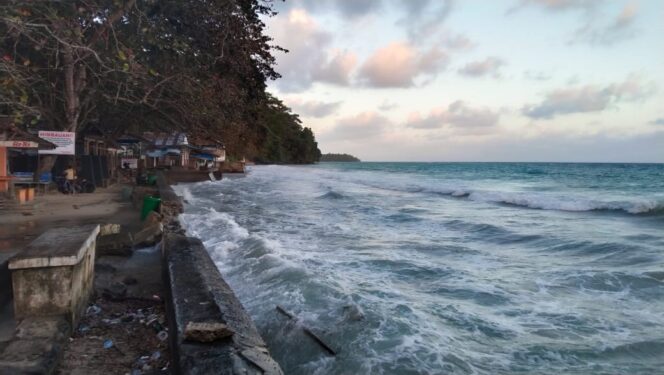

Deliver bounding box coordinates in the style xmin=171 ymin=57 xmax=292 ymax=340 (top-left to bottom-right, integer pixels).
xmin=0 ymin=122 xmax=56 ymax=203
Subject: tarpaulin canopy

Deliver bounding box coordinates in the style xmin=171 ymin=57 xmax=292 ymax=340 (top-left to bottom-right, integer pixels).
xmin=146 ymin=148 xmax=181 ymax=157
xmin=191 ymin=153 xmax=215 ymax=161
xmin=146 ymin=150 xmax=166 ymax=158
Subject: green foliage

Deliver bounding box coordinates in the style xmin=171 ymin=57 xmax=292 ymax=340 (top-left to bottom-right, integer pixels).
xmin=0 ymin=0 xmax=320 ymax=164
xmin=254 ymin=94 xmax=321 ymax=164
xmin=320 ymin=153 xmax=361 ymax=162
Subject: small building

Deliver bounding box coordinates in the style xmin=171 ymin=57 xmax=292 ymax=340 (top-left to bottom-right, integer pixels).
xmin=188 ymin=136 xmax=226 ymax=171
xmin=0 ymin=119 xmax=56 ymax=200
xmin=142 ymin=132 xmax=194 ymax=168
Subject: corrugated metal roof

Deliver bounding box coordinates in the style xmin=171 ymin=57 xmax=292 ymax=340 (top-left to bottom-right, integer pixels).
xmin=143 ymin=132 xmax=189 ymax=147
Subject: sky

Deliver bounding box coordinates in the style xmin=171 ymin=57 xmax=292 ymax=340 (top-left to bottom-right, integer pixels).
xmin=263 ymin=0 xmax=664 ymax=162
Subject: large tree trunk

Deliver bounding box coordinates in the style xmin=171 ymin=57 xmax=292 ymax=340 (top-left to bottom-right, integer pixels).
xmin=62 ymin=44 xmax=80 ymax=133
xmin=36 ymin=155 xmax=58 ymax=180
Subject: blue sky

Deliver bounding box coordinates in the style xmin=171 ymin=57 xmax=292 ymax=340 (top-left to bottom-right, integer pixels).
xmin=264 ymin=0 xmax=664 ymax=162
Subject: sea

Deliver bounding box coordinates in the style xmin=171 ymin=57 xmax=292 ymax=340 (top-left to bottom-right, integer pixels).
xmin=173 ymin=162 xmax=664 ymax=375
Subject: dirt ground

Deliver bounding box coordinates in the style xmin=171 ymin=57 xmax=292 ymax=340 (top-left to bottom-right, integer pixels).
xmin=57 ymin=296 xmax=170 ymax=375
xmin=0 ymin=184 xmax=140 ymax=255
xmin=1 ymin=183 xmax=171 ymax=374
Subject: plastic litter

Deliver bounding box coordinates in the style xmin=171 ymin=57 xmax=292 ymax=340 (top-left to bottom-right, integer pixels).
xmin=103 ymin=339 xmax=114 ymax=349
xmin=157 ymin=330 xmax=168 ymax=341
xmin=78 ymin=324 xmax=90 ymax=333
xmin=151 ymin=351 xmax=161 ymax=361
xmin=86 ymin=305 xmax=102 ymax=315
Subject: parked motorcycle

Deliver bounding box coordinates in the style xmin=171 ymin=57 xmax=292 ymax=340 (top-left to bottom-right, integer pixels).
xmin=56 ymin=176 xmax=96 ymax=194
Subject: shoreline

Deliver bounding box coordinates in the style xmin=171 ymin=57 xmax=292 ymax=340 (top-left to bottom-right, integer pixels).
xmin=0 ymin=173 xmax=282 ymax=374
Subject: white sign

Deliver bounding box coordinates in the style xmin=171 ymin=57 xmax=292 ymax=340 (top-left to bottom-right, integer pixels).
xmin=121 ymin=158 xmax=138 ymax=169
xmin=0 ymin=140 xmax=38 ymax=148
xmin=38 ymin=131 xmax=75 ymax=155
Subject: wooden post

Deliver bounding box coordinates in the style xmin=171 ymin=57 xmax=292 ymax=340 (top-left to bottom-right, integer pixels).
xmin=0 ymin=146 xmax=7 ymax=192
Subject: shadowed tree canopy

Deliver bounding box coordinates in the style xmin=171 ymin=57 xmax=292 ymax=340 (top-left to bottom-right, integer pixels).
xmin=0 ymin=0 xmax=320 ymax=163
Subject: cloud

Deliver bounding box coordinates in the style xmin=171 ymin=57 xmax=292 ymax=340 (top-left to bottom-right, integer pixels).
xmin=572 ymin=2 xmax=639 ymax=46
xmin=269 ymin=9 xmax=357 ymax=92
xmin=286 ymin=99 xmax=342 ymax=118
xmin=397 ymin=0 xmax=455 ymax=42
xmin=312 ymin=50 xmax=357 ymax=85
xmin=509 ymin=1 xmax=639 ymax=46
xmin=358 ymin=42 xmax=448 ymax=88
xmin=323 ymin=112 xmax=391 ymax=141
xmin=651 ymin=118 xmax=664 ymax=126
xmin=510 ymin=0 xmax=597 ymax=12
xmin=272 ymin=0 xmax=382 ymax=18
xmin=378 ymin=100 xmax=398 ymax=111
xmin=458 ymin=57 xmax=505 ymax=78
xmin=523 ymin=75 xmax=656 ymax=119
xmin=524 ymin=70 xmax=553 ymax=81
xmin=441 ymin=33 xmax=475 ymax=51
xmin=406 ymin=101 xmax=500 ymax=129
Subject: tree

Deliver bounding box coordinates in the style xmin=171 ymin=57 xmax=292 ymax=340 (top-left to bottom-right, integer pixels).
xmin=1 ymin=0 xmax=320 ymax=166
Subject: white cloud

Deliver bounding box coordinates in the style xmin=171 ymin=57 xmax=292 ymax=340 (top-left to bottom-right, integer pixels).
xmin=358 ymin=42 xmax=448 ymax=88
xmin=268 ymin=9 xmax=357 ymax=92
xmin=323 ymin=112 xmax=392 ymax=141
xmin=458 ymin=57 xmax=506 ymax=78
xmin=572 ymin=2 xmax=639 ymax=45
xmin=312 ymin=50 xmax=357 ymax=85
xmin=523 ymin=75 xmax=656 ymax=119
xmin=407 ymin=101 xmax=500 ymax=129
xmin=286 ymin=99 xmax=342 ymax=118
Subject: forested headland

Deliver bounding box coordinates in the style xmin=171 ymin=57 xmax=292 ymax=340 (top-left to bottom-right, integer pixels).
xmin=0 ymin=0 xmax=320 ymax=165
xmin=320 ymin=153 xmax=360 ymax=162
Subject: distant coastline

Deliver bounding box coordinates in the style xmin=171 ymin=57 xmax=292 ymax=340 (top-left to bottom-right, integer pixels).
xmin=320 ymin=153 xmax=361 ymax=162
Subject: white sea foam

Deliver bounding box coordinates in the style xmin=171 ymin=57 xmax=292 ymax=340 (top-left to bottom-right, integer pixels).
xmin=173 ymin=164 xmax=664 ymax=375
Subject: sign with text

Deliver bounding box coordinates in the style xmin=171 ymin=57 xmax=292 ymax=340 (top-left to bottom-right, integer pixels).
xmin=0 ymin=140 xmax=38 ymax=148
xmin=121 ymin=158 xmax=138 ymax=169
xmin=38 ymin=131 xmax=75 ymax=155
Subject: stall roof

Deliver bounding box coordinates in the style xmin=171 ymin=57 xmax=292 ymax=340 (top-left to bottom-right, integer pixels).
xmin=143 ymin=132 xmax=189 ymax=147
xmin=0 ymin=120 xmax=56 ymax=149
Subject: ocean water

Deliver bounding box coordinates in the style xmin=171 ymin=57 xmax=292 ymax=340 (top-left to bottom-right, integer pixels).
xmin=173 ymin=162 xmax=664 ymax=375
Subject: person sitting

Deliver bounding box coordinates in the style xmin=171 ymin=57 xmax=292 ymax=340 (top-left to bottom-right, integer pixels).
xmin=63 ymin=165 xmax=76 ymax=194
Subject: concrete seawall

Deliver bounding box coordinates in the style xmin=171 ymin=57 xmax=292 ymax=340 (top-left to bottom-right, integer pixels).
xmin=156 ymin=172 xmax=282 ymax=374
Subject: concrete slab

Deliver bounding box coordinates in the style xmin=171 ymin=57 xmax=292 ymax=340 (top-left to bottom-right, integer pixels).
xmin=0 ymin=300 xmax=15 ymax=343
xmin=163 ymin=233 xmax=282 ymax=375
xmin=10 ymin=225 xmax=98 ymax=326
xmin=0 ymin=316 xmax=69 ymax=375
xmin=9 ymin=225 xmax=100 ymax=269
xmin=96 ymin=231 xmax=133 ymax=257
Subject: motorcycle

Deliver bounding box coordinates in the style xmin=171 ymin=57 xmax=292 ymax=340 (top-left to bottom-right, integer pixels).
xmin=56 ymin=176 xmax=96 ymax=194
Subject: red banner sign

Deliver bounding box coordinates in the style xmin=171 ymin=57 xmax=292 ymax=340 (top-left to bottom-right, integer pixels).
xmin=0 ymin=140 xmax=38 ymax=148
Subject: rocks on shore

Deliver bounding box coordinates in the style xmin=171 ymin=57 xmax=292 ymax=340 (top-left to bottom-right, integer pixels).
xmin=183 ymin=322 xmax=234 ymax=343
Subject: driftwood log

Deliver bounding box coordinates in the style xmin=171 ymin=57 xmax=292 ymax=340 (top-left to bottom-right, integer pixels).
xmin=275 ymin=305 xmax=337 ymax=356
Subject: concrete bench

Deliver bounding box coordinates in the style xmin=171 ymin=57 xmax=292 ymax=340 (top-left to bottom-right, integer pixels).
xmin=8 ymin=225 xmax=99 ymax=326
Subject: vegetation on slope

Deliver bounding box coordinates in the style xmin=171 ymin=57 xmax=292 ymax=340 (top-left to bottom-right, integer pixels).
xmin=0 ymin=0 xmax=320 ymax=164
xmin=320 ymin=153 xmax=361 ymax=162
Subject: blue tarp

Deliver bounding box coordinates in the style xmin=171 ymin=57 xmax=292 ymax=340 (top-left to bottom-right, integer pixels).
xmin=191 ymin=153 xmax=215 ymax=161
xmin=146 ymin=150 xmax=166 ymax=157
xmin=11 ymin=172 xmax=52 ymax=182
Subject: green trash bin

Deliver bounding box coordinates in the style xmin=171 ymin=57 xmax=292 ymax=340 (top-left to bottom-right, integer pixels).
xmin=141 ymin=195 xmax=161 ymax=220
